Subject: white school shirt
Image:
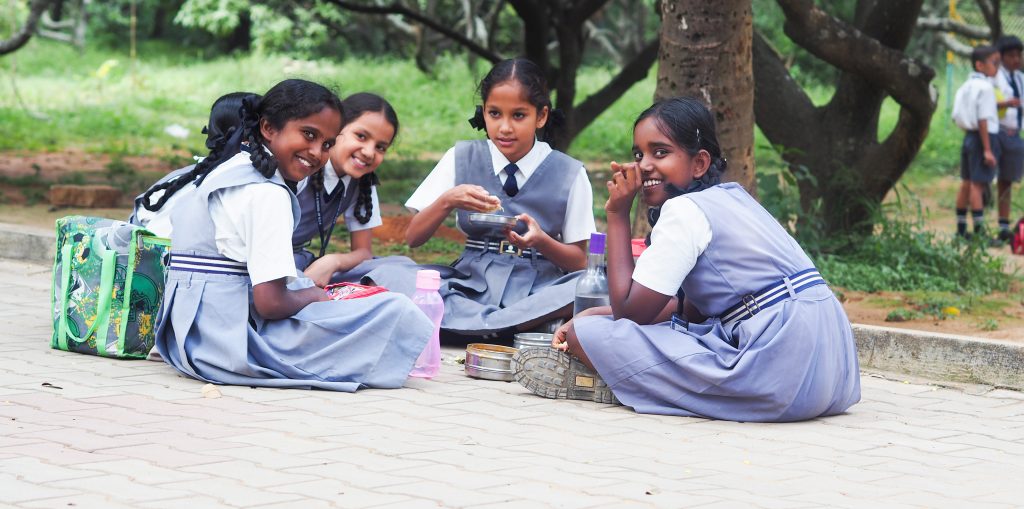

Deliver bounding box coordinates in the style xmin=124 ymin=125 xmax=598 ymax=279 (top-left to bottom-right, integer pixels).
xmin=995 ymin=66 xmax=1024 ymax=130
xmin=404 ymin=139 xmax=596 ymax=244
xmin=207 ymin=152 xmax=298 ymax=285
xmin=952 ymin=72 xmax=999 ymax=134
xmin=317 ymin=159 xmax=383 ymax=232
xmin=631 ymin=196 xmax=713 ymax=297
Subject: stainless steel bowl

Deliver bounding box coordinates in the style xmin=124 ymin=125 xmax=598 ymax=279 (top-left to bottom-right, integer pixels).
xmin=467 ymin=213 xmax=518 ymax=229
xmin=464 ymin=343 xmax=517 ymax=381
xmin=513 ymin=332 xmax=553 ymax=350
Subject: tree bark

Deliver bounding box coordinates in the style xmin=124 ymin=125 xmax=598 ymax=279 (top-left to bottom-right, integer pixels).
xmin=654 ymin=0 xmax=755 ymax=191
xmin=0 ymin=0 xmax=54 ymax=56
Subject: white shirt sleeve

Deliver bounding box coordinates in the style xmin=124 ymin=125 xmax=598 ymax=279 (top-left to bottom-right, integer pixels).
xmin=561 ymin=165 xmax=597 ymax=244
xmin=209 ymin=182 xmax=298 ymax=285
xmin=344 ymin=185 xmax=383 ymax=232
xmin=979 ymin=84 xmax=1000 ymax=133
xmin=631 ymin=196 xmax=713 ymax=297
xmin=405 ymin=147 xmax=457 ymax=212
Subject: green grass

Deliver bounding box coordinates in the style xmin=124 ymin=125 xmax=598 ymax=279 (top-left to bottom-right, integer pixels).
xmin=0 ymin=38 xmax=651 ymax=163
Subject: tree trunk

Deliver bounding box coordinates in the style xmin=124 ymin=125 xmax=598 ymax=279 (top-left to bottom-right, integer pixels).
xmin=754 ymin=0 xmax=936 ymax=239
xmin=637 ymin=0 xmax=754 ymax=236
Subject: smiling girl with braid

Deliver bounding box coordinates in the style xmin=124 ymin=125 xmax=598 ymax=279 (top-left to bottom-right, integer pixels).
xmin=294 ymin=93 xmax=402 ymax=287
xmin=513 ymin=97 xmax=861 ymax=421
xmin=152 ymin=79 xmax=432 ymax=391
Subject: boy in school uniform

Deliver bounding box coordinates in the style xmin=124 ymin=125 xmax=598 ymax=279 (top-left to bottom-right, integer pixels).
xmin=995 ymin=36 xmax=1024 ymax=243
xmin=953 ymin=45 xmax=1002 ymax=239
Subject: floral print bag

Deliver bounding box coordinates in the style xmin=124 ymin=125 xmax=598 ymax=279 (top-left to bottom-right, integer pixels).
xmin=51 ymin=216 xmax=170 ymax=358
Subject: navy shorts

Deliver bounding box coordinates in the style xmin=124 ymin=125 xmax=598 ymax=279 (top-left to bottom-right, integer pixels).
xmin=960 ymin=131 xmax=1002 ymax=183
xmin=998 ymin=129 xmax=1024 ymax=182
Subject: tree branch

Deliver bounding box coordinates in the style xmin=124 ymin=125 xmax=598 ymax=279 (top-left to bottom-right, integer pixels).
xmin=751 ymin=30 xmax=818 ymax=153
xmin=320 ymin=0 xmax=502 ymax=63
xmin=570 ymin=36 xmax=659 ymax=137
xmin=0 ymin=0 xmax=54 ymax=56
xmin=776 ymin=0 xmax=935 ymax=119
xmin=917 ymin=16 xmax=990 ymax=40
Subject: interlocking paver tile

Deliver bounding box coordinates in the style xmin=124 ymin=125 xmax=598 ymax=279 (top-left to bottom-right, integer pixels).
xmin=267 ymin=479 xmax=410 ymax=507
xmin=3 ymin=258 xmax=1024 ymax=507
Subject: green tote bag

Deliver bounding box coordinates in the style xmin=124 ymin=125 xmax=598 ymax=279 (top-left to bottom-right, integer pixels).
xmin=51 ymin=216 xmax=170 ymax=358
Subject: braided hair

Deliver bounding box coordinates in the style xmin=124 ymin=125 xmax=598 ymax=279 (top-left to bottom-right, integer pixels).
xmin=240 ymin=79 xmax=344 ymax=181
xmin=467 ymin=58 xmax=563 ymax=145
xmin=141 ymin=91 xmax=255 ymax=212
xmin=315 ymin=92 xmax=398 ymax=224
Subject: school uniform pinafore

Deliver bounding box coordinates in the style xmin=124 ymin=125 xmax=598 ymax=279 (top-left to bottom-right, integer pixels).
xmin=363 ymin=139 xmax=583 ymax=335
xmin=574 ymin=183 xmax=861 ymax=422
xmin=154 ymin=153 xmax=433 ymax=391
xmin=291 ymin=174 xmax=360 ymax=271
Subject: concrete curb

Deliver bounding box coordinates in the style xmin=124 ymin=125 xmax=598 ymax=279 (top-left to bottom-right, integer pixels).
xmin=0 ymin=222 xmax=54 ymax=265
xmin=853 ymin=324 xmax=1024 ymax=390
xmin=1 ymin=223 xmax=1021 ymax=390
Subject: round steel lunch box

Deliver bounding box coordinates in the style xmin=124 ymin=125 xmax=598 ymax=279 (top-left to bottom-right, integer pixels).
xmin=464 ymin=343 xmax=517 ymax=381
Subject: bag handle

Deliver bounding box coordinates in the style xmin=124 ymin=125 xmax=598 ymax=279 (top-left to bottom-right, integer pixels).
xmin=57 ymin=244 xmax=116 ymax=350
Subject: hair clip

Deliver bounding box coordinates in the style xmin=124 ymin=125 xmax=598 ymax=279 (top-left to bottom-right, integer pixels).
xmin=695 ymin=128 xmax=701 ymax=147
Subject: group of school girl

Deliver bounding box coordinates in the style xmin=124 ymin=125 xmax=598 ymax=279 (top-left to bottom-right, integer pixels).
xmin=953 ymin=36 xmax=1024 ymax=242
xmin=133 ymin=58 xmax=861 ymax=423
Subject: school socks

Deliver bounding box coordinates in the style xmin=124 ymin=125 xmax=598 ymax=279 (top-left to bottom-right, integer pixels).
xmin=957 ymin=208 xmax=968 ymax=236
xmin=973 ymin=209 xmax=985 ymax=234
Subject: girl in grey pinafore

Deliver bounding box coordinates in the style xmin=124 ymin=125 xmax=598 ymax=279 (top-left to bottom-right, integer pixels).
xmin=291 ymin=172 xmax=361 ymax=271
xmin=363 ymin=139 xmax=583 ymax=335
xmin=154 ymin=154 xmax=433 ymax=391
xmin=574 ymin=183 xmax=862 ymax=421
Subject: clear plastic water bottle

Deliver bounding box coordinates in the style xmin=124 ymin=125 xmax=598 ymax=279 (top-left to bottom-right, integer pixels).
xmin=409 ymin=269 xmax=443 ymax=379
xmin=574 ymin=232 xmax=609 ymax=315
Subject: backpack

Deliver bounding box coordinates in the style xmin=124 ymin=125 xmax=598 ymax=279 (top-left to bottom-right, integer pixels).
xmin=1012 ymin=218 xmax=1024 ymax=255
xmin=51 ymin=216 xmax=170 ymax=358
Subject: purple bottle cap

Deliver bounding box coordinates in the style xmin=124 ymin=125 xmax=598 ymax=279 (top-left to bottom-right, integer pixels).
xmin=589 ymin=232 xmax=606 ymax=254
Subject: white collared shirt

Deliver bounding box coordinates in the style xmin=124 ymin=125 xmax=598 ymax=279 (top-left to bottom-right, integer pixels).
xmin=952 ymin=72 xmax=999 ymax=133
xmin=995 ymin=66 xmax=1024 ymax=130
xmin=296 ymin=160 xmax=383 ymax=232
xmin=631 ymin=196 xmax=713 ymax=297
xmin=405 ymin=139 xmax=597 ymax=244
xmin=208 ymin=152 xmax=298 ymax=285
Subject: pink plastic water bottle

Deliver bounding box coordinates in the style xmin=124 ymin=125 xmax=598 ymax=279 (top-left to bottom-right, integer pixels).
xmin=409 ymin=269 xmax=443 ymax=378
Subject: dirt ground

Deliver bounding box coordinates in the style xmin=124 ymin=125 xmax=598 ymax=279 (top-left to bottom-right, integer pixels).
xmin=3 ymin=149 xmax=1023 ymax=342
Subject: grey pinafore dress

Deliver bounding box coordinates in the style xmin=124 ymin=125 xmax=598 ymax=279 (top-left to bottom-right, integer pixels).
xmin=291 ymin=173 xmax=360 ymax=271
xmin=362 ymin=139 xmax=583 ymax=335
xmin=128 ymin=164 xmax=195 ymax=226
xmin=154 ymin=152 xmax=433 ymax=391
xmin=574 ymin=183 xmax=861 ymax=422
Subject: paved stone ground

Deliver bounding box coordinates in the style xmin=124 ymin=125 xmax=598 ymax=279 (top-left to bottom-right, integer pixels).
xmin=2 ymin=258 xmax=1023 ymax=509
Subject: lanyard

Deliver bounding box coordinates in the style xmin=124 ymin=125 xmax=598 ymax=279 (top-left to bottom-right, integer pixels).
xmin=314 ymin=190 xmax=330 ymax=259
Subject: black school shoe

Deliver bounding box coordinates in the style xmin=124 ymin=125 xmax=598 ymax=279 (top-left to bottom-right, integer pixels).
xmin=511 ymin=347 xmax=620 ymax=405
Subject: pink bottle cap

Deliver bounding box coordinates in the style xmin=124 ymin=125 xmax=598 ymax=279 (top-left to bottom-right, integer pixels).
xmin=415 ymin=269 xmax=441 ymax=291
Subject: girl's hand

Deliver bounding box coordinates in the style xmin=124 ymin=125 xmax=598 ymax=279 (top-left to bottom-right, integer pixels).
xmin=552 ymin=318 xmax=574 ymax=351
xmin=304 ymin=257 xmax=337 ymax=288
xmin=507 ymin=213 xmax=549 ymax=248
xmin=606 ymin=162 xmax=642 ymax=215
xmin=442 ymin=184 xmax=501 ymax=212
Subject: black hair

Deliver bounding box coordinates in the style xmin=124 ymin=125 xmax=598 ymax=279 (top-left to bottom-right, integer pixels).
xmin=467 ymin=58 xmax=565 ymax=144
xmin=202 ymin=92 xmax=250 ymax=151
xmin=311 ymin=92 xmax=398 ymax=224
xmin=972 ymin=45 xmax=999 ymax=66
xmin=998 ymin=35 xmax=1024 ymax=55
xmin=634 ymin=97 xmax=727 ymax=196
xmin=141 ymin=79 xmax=342 ymax=212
